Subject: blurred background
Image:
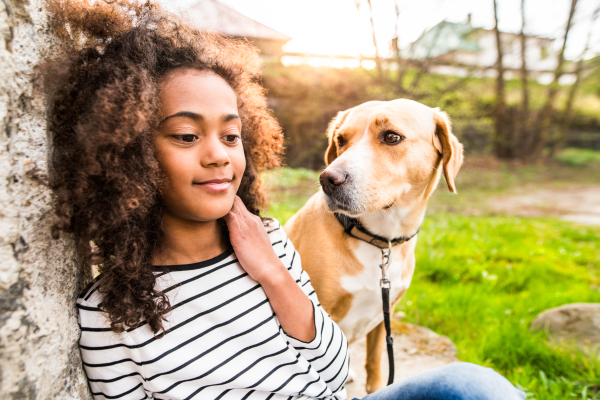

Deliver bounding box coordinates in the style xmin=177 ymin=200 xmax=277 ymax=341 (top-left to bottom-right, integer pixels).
xmin=164 ymin=1 xmax=600 ymax=399
xmin=161 ymin=0 xmax=600 ymax=168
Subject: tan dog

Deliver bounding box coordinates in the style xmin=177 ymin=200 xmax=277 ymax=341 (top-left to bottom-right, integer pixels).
xmin=284 ymin=99 xmax=463 ymax=394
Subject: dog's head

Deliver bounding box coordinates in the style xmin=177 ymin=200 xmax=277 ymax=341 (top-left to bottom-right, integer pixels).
xmin=321 ymin=99 xmax=463 ymax=215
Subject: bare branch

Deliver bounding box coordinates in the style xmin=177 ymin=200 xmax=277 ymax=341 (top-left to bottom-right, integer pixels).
xmin=366 ymin=0 xmax=383 ymax=77
xmin=532 ymin=0 xmax=578 ymax=159
xmin=551 ymin=4 xmax=600 ymax=155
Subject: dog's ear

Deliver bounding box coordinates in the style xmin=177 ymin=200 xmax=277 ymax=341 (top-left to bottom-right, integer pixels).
xmin=433 ymin=110 xmax=463 ymax=193
xmin=325 ymin=110 xmax=349 ymax=166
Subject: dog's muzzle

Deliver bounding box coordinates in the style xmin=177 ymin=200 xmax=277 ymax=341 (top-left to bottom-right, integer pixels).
xmin=319 ymin=168 xmax=361 ymax=213
xmin=320 ymin=168 xmax=348 ymax=196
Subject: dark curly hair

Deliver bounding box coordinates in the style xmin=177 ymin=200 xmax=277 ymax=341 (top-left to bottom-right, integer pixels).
xmin=44 ymin=0 xmax=283 ymax=334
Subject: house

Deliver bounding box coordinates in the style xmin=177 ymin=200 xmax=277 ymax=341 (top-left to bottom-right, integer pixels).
xmin=184 ymin=0 xmax=291 ymax=58
xmin=406 ymin=16 xmax=574 ymax=84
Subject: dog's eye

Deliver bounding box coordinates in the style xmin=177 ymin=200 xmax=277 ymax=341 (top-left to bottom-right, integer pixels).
xmin=380 ymin=131 xmax=404 ymax=145
xmin=337 ymin=136 xmax=346 ymax=147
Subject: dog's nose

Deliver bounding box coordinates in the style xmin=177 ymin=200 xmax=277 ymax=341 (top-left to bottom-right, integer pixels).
xmin=320 ymin=169 xmax=348 ymax=196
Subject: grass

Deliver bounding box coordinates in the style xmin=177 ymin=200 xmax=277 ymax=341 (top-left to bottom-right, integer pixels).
xmin=262 ymin=167 xmax=322 ymax=224
xmin=261 ymin=161 xmax=600 ymax=400
xmin=401 ymin=215 xmax=600 ymax=400
xmin=556 ymin=148 xmax=600 ymax=168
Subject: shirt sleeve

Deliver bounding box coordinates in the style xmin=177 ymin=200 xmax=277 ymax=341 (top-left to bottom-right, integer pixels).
xmin=77 ymin=290 xmax=150 ymax=400
xmin=272 ymin=220 xmax=350 ymax=398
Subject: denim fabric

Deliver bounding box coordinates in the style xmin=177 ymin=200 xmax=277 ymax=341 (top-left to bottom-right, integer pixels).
xmin=353 ymin=362 xmax=526 ymax=400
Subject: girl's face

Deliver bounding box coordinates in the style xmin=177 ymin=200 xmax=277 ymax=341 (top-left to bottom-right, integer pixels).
xmin=154 ymin=69 xmax=246 ymax=222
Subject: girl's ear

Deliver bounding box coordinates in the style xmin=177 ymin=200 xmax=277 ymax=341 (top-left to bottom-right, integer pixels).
xmin=324 ymin=110 xmax=350 ymax=166
xmin=433 ymin=110 xmax=463 ymax=193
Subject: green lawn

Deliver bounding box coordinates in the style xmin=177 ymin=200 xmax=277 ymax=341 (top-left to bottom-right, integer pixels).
xmin=262 ymin=161 xmax=600 ymax=400
xmin=404 ymin=215 xmax=600 ymax=399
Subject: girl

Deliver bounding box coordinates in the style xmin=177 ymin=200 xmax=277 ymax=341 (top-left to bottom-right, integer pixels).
xmin=46 ymin=1 xmax=525 ymax=399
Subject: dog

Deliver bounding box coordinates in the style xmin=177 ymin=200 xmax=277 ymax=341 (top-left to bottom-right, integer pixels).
xmin=284 ymin=99 xmax=463 ymax=394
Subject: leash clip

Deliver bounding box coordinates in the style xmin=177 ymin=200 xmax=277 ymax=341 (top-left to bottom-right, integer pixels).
xmin=379 ymin=239 xmax=392 ymax=288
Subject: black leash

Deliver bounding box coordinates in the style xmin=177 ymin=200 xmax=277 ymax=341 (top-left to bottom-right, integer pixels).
xmin=334 ymin=213 xmax=419 ymax=386
xmin=379 ymin=241 xmax=395 ymax=386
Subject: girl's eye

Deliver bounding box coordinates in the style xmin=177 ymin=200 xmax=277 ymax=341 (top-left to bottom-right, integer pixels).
xmin=172 ymin=134 xmax=198 ymax=143
xmin=222 ymin=134 xmax=241 ymax=144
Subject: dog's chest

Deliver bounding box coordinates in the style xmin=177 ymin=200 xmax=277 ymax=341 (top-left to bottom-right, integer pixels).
xmin=337 ymin=241 xmax=412 ymax=342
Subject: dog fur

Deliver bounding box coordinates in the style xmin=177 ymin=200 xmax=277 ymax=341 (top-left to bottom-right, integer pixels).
xmin=284 ymin=99 xmax=463 ymax=393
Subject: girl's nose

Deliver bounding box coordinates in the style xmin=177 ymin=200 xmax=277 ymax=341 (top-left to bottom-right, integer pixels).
xmin=201 ymin=135 xmax=231 ymax=167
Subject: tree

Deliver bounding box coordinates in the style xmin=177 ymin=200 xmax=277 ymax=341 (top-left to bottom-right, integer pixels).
xmin=515 ymin=0 xmax=531 ymax=158
xmin=492 ymin=0 xmax=511 ymax=158
xmin=366 ymin=0 xmax=384 ymax=77
xmin=531 ymin=0 xmax=578 ymax=159
xmin=551 ymin=4 xmax=600 ymax=155
xmin=354 ymin=0 xmax=363 ymax=64
xmin=392 ymin=0 xmax=406 ymax=92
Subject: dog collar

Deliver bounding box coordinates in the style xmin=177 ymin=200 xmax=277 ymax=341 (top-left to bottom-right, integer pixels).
xmin=334 ymin=213 xmax=420 ymax=249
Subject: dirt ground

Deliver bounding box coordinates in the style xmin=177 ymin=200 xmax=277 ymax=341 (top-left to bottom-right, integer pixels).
xmin=345 ymin=321 xmax=458 ymax=399
xmin=490 ymin=185 xmax=600 ymax=226
xmin=425 ymin=156 xmax=600 ymax=225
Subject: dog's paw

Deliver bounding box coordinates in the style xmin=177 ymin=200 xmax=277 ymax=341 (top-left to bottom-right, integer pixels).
xmin=365 ymin=375 xmax=384 ymax=394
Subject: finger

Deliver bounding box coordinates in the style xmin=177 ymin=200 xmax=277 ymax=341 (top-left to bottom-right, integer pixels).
xmin=236 ymin=196 xmax=259 ymax=222
xmin=233 ymin=196 xmax=249 ymax=220
xmin=223 ymin=210 xmax=242 ymax=233
xmin=229 ymin=199 xmax=244 ymax=220
xmin=237 ymin=197 xmax=263 ymax=227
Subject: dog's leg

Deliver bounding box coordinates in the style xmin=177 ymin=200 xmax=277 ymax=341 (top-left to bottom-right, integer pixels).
xmin=365 ymin=321 xmax=386 ymax=393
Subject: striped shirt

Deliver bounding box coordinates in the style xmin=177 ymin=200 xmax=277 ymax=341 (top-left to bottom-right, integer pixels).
xmin=77 ymin=219 xmax=350 ymax=400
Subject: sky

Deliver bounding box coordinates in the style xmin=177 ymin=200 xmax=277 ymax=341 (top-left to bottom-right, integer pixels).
xmin=159 ymin=0 xmax=600 ymax=61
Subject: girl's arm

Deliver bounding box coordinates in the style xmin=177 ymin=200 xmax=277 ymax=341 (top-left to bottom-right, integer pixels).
xmin=77 ymin=287 xmax=148 ymax=400
xmin=225 ymin=197 xmax=350 ymax=396
xmin=224 ymin=197 xmax=314 ymax=341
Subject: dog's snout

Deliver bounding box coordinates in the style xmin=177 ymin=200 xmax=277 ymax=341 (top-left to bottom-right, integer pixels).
xmin=320 ymin=169 xmax=348 ymax=196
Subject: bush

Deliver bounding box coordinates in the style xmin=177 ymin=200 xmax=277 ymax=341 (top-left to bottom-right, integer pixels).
xmin=261 ymin=63 xmax=600 ymax=168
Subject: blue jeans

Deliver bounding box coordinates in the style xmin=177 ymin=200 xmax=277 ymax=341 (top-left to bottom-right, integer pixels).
xmin=354 ymin=362 xmax=526 ymax=400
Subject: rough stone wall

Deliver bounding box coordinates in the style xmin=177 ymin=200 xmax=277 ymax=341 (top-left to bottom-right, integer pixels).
xmin=0 ymin=0 xmax=91 ymax=398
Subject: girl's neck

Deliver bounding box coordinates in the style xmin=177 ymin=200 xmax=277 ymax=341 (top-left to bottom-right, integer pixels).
xmin=153 ymin=212 xmax=229 ymax=266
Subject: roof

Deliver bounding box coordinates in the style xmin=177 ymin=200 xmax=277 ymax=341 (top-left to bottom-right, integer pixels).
xmin=184 ymin=0 xmax=291 ymax=42
xmin=407 ymin=21 xmax=480 ymax=60
xmin=407 ymin=20 xmax=554 ymax=60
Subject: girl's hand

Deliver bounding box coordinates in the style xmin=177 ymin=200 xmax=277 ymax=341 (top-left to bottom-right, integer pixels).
xmin=223 ymin=196 xmax=286 ymax=284
xmin=224 ymin=196 xmax=315 ymax=341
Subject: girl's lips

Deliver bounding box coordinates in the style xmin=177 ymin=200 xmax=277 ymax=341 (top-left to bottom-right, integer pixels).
xmin=194 ymin=180 xmax=231 ymax=192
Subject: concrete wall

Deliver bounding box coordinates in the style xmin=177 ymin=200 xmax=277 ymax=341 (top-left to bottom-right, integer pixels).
xmin=0 ymin=0 xmax=91 ymax=398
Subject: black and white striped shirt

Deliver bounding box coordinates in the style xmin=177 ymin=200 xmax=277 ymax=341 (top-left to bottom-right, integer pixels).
xmin=77 ymin=220 xmax=349 ymax=400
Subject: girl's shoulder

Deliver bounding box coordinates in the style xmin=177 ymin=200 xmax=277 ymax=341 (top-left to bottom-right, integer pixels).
xmin=263 ymin=217 xmax=287 ymax=241
xmin=77 ymin=275 xmax=103 ymax=307
xmin=76 ymin=218 xmax=288 ymax=307
xmin=76 ymin=276 xmax=114 ymax=334
xmin=262 ymin=217 xmax=280 ymax=232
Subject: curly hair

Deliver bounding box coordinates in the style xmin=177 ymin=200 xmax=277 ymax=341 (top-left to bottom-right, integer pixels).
xmin=44 ymin=0 xmax=283 ymax=334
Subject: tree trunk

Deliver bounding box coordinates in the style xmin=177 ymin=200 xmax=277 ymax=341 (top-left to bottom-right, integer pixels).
xmin=516 ymin=0 xmax=530 ymax=158
xmin=366 ymin=0 xmax=384 ymax=77
xmin=354 ymin=0 xmax=363 ymax=64
xmin=550 ymin=5 xmax=599 ymax=156
xmin=393 ymin=1 xmax=405 ymax=92
xmin=493 ymin=0 xmax=511 ymax=158
xmin=531 ymin=0 xmax=578 ymax=159
xmin=0 ymin=0 xmax=91 ymax=398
